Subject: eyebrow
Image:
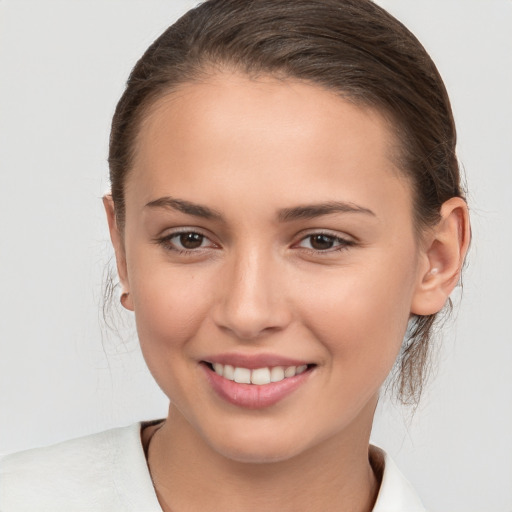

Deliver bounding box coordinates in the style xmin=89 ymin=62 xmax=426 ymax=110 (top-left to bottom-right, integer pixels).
xmin=145 ymin=197 xmax=222 ymax=220
xmin=145 ymin=196 xmax=375 ymax=222
xmin=277 ymin=201 xmax=376 ymax=222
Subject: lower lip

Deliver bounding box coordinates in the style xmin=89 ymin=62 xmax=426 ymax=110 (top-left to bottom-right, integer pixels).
xmin=202 ymin=364 xmax=313 ymax=409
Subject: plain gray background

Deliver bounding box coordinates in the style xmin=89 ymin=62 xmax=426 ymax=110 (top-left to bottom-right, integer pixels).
xmin=0 ymin=1 xmax=511 ymax=511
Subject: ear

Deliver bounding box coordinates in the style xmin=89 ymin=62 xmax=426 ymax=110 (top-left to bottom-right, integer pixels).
xmin=411 ymin=197 xmax=470 ymax=316
xmin=103 ymin=195 xmax=134 ymax=311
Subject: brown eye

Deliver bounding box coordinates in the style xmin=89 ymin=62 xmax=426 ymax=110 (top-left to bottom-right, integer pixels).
xmin=179 ymin=232 xmax=205 ymax=249
xmin=157 ymin=230 xmax=217 ymax=254
xmin=297 ymin=233 xmax=353 ymax=252
xmin=309 ymin=234 xmax=336 ymax=250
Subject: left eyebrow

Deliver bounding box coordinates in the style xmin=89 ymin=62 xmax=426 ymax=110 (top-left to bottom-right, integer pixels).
xmin=277 ymin=201 xmax=376 ymax=222
xmin=144 ymin=196 xmax=223 ymax=220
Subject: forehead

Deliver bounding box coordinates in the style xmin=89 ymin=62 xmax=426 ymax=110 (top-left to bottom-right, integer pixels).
xmin=128 ymin=73 xmax=412 ymax=220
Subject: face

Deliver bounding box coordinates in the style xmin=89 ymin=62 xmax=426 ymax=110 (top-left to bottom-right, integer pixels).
xmin=114 ymin=73 xmax=429 ymax=463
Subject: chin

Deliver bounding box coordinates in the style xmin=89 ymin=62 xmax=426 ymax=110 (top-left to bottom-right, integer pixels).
xmin=212 ymin=438 xmax=303 ymax=464
xmin=199 ymin=420 xmax=310 ymax=464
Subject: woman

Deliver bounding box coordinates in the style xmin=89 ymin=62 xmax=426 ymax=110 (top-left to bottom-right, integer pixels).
xmin=1 ymin=0 xmax=470 ymax=510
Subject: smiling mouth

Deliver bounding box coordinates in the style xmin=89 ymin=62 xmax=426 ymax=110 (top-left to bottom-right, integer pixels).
xmin=203 ymin=362 xmax=315 ymax=385
xmin=201 ymin=361 xmax=316 ymax=409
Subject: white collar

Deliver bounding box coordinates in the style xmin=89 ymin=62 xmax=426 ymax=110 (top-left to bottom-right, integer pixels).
xmin=136 ymin=424 xmax=426 ymax=511
xmin=0 ymin=423 xmax=426 ymax=511
xmin=370 ymin=445 xmax=427 ymax=511
xmin=134 ymin=424 xmax=426 ymax=511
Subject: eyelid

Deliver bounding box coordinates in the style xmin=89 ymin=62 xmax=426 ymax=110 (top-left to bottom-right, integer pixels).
xmin=292 ymin=230 xmax=356 ymax=252
xmin=294 ymin=227 xmax=355 ymax=242
xmin=155 ymin=227 xmax=220 ymax=252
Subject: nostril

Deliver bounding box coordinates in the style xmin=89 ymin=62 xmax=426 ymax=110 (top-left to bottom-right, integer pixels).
xmin=212 ymin=278 xmax=293 ymax=340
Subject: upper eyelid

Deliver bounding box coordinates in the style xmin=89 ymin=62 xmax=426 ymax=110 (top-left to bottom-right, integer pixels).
xmin=292 ymin=231 xmax=357 ymax=253
xmin=294 ymin=228 xmax=355 ymax=242
xmin=295 ymin=235 xmax=353 ymax=247
xmin=158 ymin=226 xmax=215 ymax=240
xmin=155 ymin=228 xmax=218 ymax=249
xmin=155 ymin=227 xmax=354 ymax=247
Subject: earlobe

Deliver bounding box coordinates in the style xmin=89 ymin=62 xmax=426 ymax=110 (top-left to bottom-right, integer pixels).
xmin=103 ymin=195 xmax=134 ymax=311
xmin=411 ymin=197 xmax=470 ymax=316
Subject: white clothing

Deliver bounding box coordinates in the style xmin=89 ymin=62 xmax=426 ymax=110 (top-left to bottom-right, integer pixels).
xmin=0 ymin=423 xmax=426 ymax=511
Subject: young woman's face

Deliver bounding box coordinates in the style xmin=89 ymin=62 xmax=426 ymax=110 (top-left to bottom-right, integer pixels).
xmin=118 ymin=74 xmax=428 ymax=463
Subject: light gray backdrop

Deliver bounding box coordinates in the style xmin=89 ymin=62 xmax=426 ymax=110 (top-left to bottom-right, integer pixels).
xmin=0 ymin=1 xmax=511 ymax=511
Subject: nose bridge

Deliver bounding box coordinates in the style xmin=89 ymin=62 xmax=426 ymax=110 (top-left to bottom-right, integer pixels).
xmin=214 ymin=241 xmax=290 ymax=339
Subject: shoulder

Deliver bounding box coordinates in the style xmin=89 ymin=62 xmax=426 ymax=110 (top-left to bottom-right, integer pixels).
xmin=371 ymin=445 xmax=427 ymax=512
xmin=0 ymin=423 xmax=162 ymax=512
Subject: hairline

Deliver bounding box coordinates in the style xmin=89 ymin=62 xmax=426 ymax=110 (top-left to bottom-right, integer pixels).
xmin=120 ymin=65 xmax=426 ymax=238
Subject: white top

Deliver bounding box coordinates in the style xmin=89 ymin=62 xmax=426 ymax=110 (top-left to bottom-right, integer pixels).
xmin=0 ymin=423 xmax=426 ymax=511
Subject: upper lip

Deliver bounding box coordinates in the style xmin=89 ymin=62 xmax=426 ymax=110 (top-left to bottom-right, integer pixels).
xmin=203 ymin=352 xmax=312 ymax=369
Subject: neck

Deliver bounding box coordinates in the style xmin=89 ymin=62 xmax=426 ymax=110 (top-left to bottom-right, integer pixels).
xmin=147 ymin=401 xmax=380 ymax=512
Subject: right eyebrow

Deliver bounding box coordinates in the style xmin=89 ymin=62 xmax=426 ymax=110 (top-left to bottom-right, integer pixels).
xmin=144 ymin=196 xmax=223 ymax=220
xmin=277 ymin=201 xmax=376 ymax=222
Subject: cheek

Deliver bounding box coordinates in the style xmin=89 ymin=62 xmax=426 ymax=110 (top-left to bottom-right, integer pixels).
xmin=297 ymin=256 xmax=417 ymax=383
xmin=128 ymin=256 xmax=215 ymax=366
xmin=128 ymin=263 xmax=221 ymax=409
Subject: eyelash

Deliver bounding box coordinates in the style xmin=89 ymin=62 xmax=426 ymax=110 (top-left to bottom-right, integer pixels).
xmin=155 ymin=230 xmax=355 ymax=255
xmin=295 ymin=232 xmax=355 ymax=253
xmin=156 ymin=229 xmax=216 ymax=254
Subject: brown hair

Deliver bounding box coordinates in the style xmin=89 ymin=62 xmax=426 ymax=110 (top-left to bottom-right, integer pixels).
xmin=108 ymin=0 xmax=465 ymax=404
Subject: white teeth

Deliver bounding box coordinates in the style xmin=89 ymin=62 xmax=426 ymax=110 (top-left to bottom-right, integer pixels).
xmin=212 ymin=363 xmax=224 ymax=377
xmin=234 ymin=367 xmax=251 ymax=384
xmin=296 ymin=364 xmax=307 ymax=375
xmin=284 ymin=366 xmax=297 ymax=378
xmin=210 ymin=363 xmax=309 ymax=385
xmin=270 ymin=366 xmax=285 ymax=382
xmin=251 ymin=367 xmax=271 ymax=385
xmin=223 ymin=364 xmax=235 ymax=380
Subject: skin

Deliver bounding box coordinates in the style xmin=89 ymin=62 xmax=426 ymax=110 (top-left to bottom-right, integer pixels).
xmin=105 ymin=73 xmax=469 ymax=512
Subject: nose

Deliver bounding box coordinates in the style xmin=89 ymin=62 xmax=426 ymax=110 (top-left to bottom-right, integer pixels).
xmin=212 ymin=248 xmax=292 ymax=341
